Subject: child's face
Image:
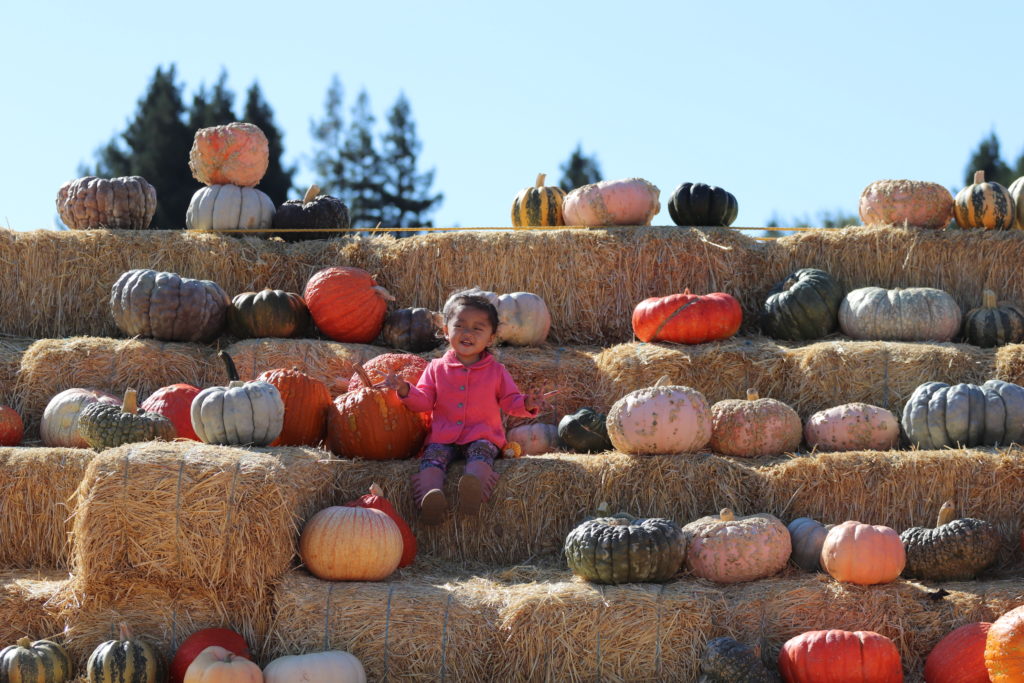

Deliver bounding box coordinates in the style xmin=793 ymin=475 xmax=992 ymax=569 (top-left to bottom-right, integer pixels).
xmin=445 ymin=306 xmax=497 ymax=361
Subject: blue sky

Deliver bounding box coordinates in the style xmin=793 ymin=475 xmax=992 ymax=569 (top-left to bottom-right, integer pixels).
xmin=3 ymin=1 xmax=1024 ymax=231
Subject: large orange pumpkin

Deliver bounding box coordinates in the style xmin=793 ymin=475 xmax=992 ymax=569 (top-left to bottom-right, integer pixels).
xmin=304 ymin=267 xmax=395 ymax=343
xmin=986 ymin=605 xmax=1024 ymax=681
xmin=925 ymin=622 xmax=990 ymax=683
xmin=820 ymin=520 xmax=905 ymax=585
xmin=632 ymin=289 xmax=742 ymax=344
xmin=299 ymin=506 xmax=403 ymax=581
xmin=347 ymin=353 xmax=429 ymax=393
xmin=779 ymin=629 xmax=902 ymax=682
xmin=141 ymin=384 xmax=201 ymax=442
xmin=256 ymin=368 xmax=332 ymax=447
xmin=188 ymin=122 xmax=269 ymax=187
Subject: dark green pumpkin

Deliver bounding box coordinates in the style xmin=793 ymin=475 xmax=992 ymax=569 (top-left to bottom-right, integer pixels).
xmin=78 ymin=389 xmax=176 ymax=451
xmin=962 ymin=289 xmax=1024 ymax=347
xmin=558 ymin=407 xmax=612 ymax=453
xmin=900 ymin=501 xmax=1000 ymax=581
xmin=564 ymin=512 xmax=686 ymax=584
xmin=0 ymin=637 xmax=73 ymax=683
xmin=86 ymin=624 xmax=166 ymax=683
xmin=698 ymin=637 xmax=778 ymax=683
xmin=271 ymin=185 xmax=350 ymax=242
xmin=381 ymin=307 xmax=443 ymax=352
xmin=227 ymin=289 xmax=311 ymax=339
xmin=668 ymin=183 xmax=738 ymax=227
xmin=761 ymin=268 xmax=844 ymax=340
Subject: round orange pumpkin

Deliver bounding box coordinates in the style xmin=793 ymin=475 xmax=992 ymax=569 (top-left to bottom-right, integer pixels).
xmin=141 ymin=384 xmax=202 ymax=442
xmin=858 ymin=179 xmax=954 ymax=229
xmin=256 ymin=368 xmax=332 ymax=447
xmin=0 ymin=405 xmax=24 ymax=446
xmin=304 ymin=267 xmax=395 ymax=343
xmin=925 ymin=622 xmax=990 ymax=683
xmin=779 ymin=629 xmax=903 ymax=682
xmin=986 ymin=605 xmax=1024 ymax=681
xmin=326 ymin=365 xmax=427 ymax=460
xmin=632 ymin=289 xmax=742 ymax=344
xmin=820 ymin=520 xmax=906 ymax=585
xmin=709 ymin=389 xmax=802 ymax=457
xmin=188 ymin=122 xmax=269 ymax=187
xmin=299 ymin=506 xmax=403 ymax=581
xmin=347 ymin=353 xmax=428 ymax=393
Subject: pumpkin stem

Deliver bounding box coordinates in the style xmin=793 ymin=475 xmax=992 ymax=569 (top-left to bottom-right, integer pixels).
xmin=974 ymin=170 xmax=985 ymax=185
xmin=982 ymin=289 xmax=997 ymax=308
xmin=653 ymin=375 xmax=671 ymax=388
xmin=535 ymin=173 xmax=546 ymax=188
xmin=122 ymin=389 xmax=138 ymax=414
xmin=369 ymin=483 xmax=384 ymax=497
xmin=117 ymin=622 xmax=132 ymax=641
xmin=746 ymin=388 xmax=759 ymax=401
xmin=303 ymin=185 xmax=320 ymax=205
xmin=219 ymin=351 xmax=241 ymax=383
xmin=352 ymin=362 xmax=374 ymax=389
xmin=15 ymin=636 xmax=31 ymax=648
xmin=937 ymin=501 xmax=956 ymax=527
xmin=372 ymin=285 xmax=397 ymax=302
xmin=595 ymin=501 xmax=611 ymax=516
xmin=719 ymin=508 xmax=736 ymax=521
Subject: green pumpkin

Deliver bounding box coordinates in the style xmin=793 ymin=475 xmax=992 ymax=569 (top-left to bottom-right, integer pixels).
xmin=786 ymin=517 xmax=832 ymax=573
xmin=0 ymin=637 xmax=73 ymax=683
xmin=902 ymin=380 xmax=1024 ymax=449
xmin=668 ymin=183 xmax=738 ymax=227
xmin=962 ymin=289 xmax=1024 ymax=347
xmin=900 ymin=501 xmax=1000 ymax=581
xmin=78 ymin=389 xmax=176 ymax=451
xmin=227 ymin=288 xmax=311 ymax=339
xmin=558 ymin=407 xmax=611 ymax=453
xmin=761 ymin=268 xmax=843 ymax=340
xmin=271 ymin=185 xmax=350 ymax=242
xmin=698 ymin=637 xmax=778 ymax=683
xmin=564 ymin=511 xmax=686 ymax=584
xmin=86 ymin=624 xmax=166 ymax=683
xmin=381 ymin=307 xmax=443 ymax=352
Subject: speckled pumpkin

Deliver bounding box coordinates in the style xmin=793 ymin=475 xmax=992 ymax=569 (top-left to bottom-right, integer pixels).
xmin=78 ymin=389 xmax=176 ymax=450
xmin=858 ymin=179 xmax=954 ymax=229
xmin=564 ymin=512 xmax=686 ymax=584
xmin=901 ymin=501 xmax=1000 ymax=581
xmin=962 ymin=289 xmax=1024 ymax=347
xmin=110 ymin=268 xmax=230 ymax=342
xmin=698 ymin=637 xmax=776 ymax=683
xmin=821 ymin=520 xmax=905 ymax=586
xmin=902 ymin=380 xmax=1024 ymax=449
xmin=607 ymin=380 xmax=712 ymax=455
xmin=682 ymin=508 xmax=791 ymax=584
xmin=189 ymin=122 xmax=269 ymax=187
xmin=511 ymin=173 xmax=566 ymax=227
xmin=787 ymin=517 xmax=832 ymax=572
xmin=562 ymin=177 xmax=661 ymax=226
xmin=839 ymin=286 xmax=961 ymax=342
xmin=955 ymin=170 xmax=1015 ymax=230
xmin=804 ymin=403 xmax=900 ymax=452
xmin=56 ymin=175 xmax=157 ymax=230
xmin=272 ymin=185 xmax=350 ymax=241
xmin=709 ymin=389 xmax=802 ymax=457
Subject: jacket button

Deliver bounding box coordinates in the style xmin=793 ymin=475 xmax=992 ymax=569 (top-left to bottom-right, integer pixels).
xmin=460 ymin=385 xmax=465 ymax=390
xmin=458 ymin=402 xmax=464 ymax=408
xmin=457 ymin=420 xmax=463 ymax=425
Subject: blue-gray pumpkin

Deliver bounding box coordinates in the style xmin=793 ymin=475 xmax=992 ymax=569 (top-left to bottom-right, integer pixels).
xmin=901 ymin=379 xmax=1024 ymax=449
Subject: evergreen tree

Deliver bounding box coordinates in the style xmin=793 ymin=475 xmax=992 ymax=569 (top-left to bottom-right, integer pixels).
xmin=965 ymin=131 xmax=1014 ymax=187
xmin=379 ymin=93 xmax=443 ymax=234
xmin=310 ymin=76 xmax=348 ymax=201
xmin=243 ymin=82 xmax=296 ymax=206
xmin=559 ymin=144 xmax=603 ymax=191
xmin=342 ymin=90 xmax=386 ymax=228
xmin=187 ymin=69 xmax=236 ymax=131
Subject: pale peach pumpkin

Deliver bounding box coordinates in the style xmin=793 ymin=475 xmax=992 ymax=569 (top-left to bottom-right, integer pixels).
xmin=563 ymin=177 xmax=661 ymax=226
xmin=507 ymin=423 xmax=560 ymax=455
xmin=858 ymin=179 xmax=954 ymax=229
xmin=183 ymin=646 xmax=263 ymax=683
xmin=821 ymin=520 xmax=905 ymax=585
xmin=681 ymin=508 xmax=791 ymax=583
xmin=299 ymin=506 xmax=403 ymax=581
xmin=40 ymin=387 xmax=121 ymax=447
xmin=709 ymin=389 xmax=802 ymax=457
xmin=804 ymin=402 xmax=900 ymax=452
xmin=606 ymin=379 xmax=711 ymax=455
xmin=189 ymin=122 xmax=269 ymax=187
xmin=263 ymin=651 xmax=366 ymax=683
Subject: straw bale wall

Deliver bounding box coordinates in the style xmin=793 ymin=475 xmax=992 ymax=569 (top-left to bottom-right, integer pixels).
xmin=0 ymin=570 xmax=66 ymax=644
xmin=0 ymin=336 xmax=32 ymax=409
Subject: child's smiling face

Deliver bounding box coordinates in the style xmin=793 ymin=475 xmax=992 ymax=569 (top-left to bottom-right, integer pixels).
xmin=445 ymin=306 xmax=497 ymax=363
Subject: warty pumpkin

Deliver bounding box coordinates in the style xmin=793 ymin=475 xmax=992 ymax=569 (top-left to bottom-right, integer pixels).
xmin=56 ymin=175 xmax=157 ymax=230
xmin=607 ymin=379 xmax=712 ymax=455
xmin=110 ymin=268 xmax=230 ymax=343
xmin=955 ymin=170 xmax=1015 ymax=230
xmin=304 ymin=266 xmax=395 ymax=343
xmin=564 ymin=510 xmax=686 ymax=584
xmin=682 ymin=508 xmax=791 ymax=584
xmin=558 ymin=407 xmax=611 ymax=453
xmin=709 ymin=389 xmax=802 ymax=457
xmin=299 ymin=505 xmax=403 ymax=581
xmin=227 ymin=289 xmax=310 ymax=339
xmin=511 ymin=173 xmax=566 ymax=227
xmin=507 ymin=422 xmax=560 ymax=455
xmin=900 ymin=501 xmax=1000 ymax=581
xmin=804 ymin=402 xmax=900 ymax=452
xmin=40 ymin=388 xmax=120 ymax=448
xmin=191 ymin=352 xmax=284 ymax=447
xmin=787 ymin=517 xmax=831 ymax=572
xmin=344 ymin=483 xmax=417 ymax=568
xmin=698 ymin=637 xmax=776 ymax=683
xmin=778 ymin=630 xmax=903 ymax=683
xmin=0 ymin=405 xmax=24 ymax=446
xmin=632 ymin=289 xmax=742 ymax=344
xmin=839 ymin=286 xmax=961 ymax=341
xmin=986 ymin=605 xmax=1024 ymax=681
xmin=962 ymin=289 xmax=1024 ymax=347
xmin=186 ymin=185 xmax=276 ymax=234
xmin=141 ymin=384 xmax=201 ymax=442
xmin=820 ymin=520 xmax=905 ymax=585
xmin=256 ymin=367 xmax=331 ymax=447
xmin=667 ymin=182 xmax=738 ymax=227
xmin=86 ymin=623 xmax=166 ymax=683
xmin=262 ymin=651 xmax=366 ymax=683
xmin=924 ymin=622 xmax=991 ymax=683
xmin=858 ymin=179 xmax=954 ymax=229
xmin=0 ymin=637 xmax=73 ymax=683
xmin=78 ymin=388 xmax=176 ymax=450
xmin=182 ymin=646 xmax=262 ymax=683
xmin=902 ymin=379 xmax=1024 ymax=449
xmin=272 ymin=184 xmax=350 ymax=241
xmin=189 ymin=122 xmax=269 ymax=187
xmin=562 ymin=177 xmax=661 ymax=226
xmin=170 ymin=629 xmax=251 ymax=683
xmin=381 ymin=307 xmax=443 ymax=352
xmin=760 ymin=268 xmax=843 ymax=341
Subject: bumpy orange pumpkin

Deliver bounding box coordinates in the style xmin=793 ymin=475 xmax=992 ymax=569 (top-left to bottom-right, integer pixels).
xmin=858 ymin=179 xmax=954 ymax=229
xmin=779 ymin=630 xmax=903 ymax=683
xmin=709 ymin=389 xmax=802 ymax=457
xmin=986 ymin=605 xmax=1024 ymax=681
xmin=925 ymin=622 xmax=990 ymax=683
xmin=820 ymin=520 xmax=905 ymax=585
xmin=304 ymin=267 xmax=395 ymax=343
xmin=256 ymin=368 xmax=332 ymax=447
xmin=682 ymin=508 xmax=791 ymax=583
xmin=563 ymin=177 xmax=661 ymax=226
xmin=189 ymin=122 xmax=269 ymax=187
xmin=955 ymin=170 xmax=1015 ymax=230
xmin=299 ymin=506 xmax=403 ymax=581
xmin=632 ymin=289 xmax=742 ymax=344
xmin=0 ymin=405 xmax=24 ymax=446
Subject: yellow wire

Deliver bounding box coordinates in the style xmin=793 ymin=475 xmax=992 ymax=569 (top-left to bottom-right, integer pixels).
xmin=190 ymin=225 xmax=840 ymax=235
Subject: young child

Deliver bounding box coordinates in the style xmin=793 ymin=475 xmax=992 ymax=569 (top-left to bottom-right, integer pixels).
xmin=376 ymin=292 xmax=542 ymax=525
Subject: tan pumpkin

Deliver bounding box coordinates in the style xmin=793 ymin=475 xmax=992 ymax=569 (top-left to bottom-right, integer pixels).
xmin=681 ymin=508 xmax=791 ymax=583
xmin=709 ymin=389 xmax=802 ymax=457
xmin=496 ymin=291 xmax=551 ymax=346
xmin=804 ymin=402 xmax=900 ymax=452
xmin=562 ymin=177 xmax=661 ymax=226
xmin=507 ymin=423 xmax=560 ymax=455
xmin=56 ymin=175 xmax=158 ymax=230
xmin=186 ymin=185 xmax=275 ymax=233
xmin=40 ymin=387 xmax=121 ymax=447
xmin=183 ymin=646 xmax=262 ymax=683
xmin=511 ymin=173 xmax=566 ymax=227
xmin=299 ymin=506 xmax=403 ymax=581
xmin=858 ymin=179 xmax=954 ymax=229
xmin=606 ymin=378 xmax=712 ymax=455
xmin=189 ymin=122 xmax=269 ymax=187
xmin=820 ymin=520 xmax=906 ymax=585
xmin=262 ymin=651 xmax=366 ymax=683
xmin=839 ymin=286 xmax=961 ymax=341
xmin=955 ymin=170 xmax=1015 ymax=230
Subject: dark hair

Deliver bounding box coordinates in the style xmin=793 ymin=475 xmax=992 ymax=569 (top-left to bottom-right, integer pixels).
xmin=443 ymin=293 xmax=499 ymax=333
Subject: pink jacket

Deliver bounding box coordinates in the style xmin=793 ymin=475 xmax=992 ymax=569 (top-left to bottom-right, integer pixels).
xmin=400 ymin=349 xmax=538 ymax=448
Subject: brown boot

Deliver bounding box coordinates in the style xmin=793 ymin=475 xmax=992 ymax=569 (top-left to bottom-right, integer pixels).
xmin=411 ymin=466 xmax=447 ymax=526
xmin=458 ymin=460 xmax=500 ymax=515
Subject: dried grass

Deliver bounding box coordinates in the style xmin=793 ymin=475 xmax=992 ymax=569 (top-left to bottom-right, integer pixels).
xmin=0 ymin=570 xmax=66 ymax=644
xmin=0 ymin=336 xmax=32 ymax=409
xmin=223 ymin=338 xmax=385 ymax=396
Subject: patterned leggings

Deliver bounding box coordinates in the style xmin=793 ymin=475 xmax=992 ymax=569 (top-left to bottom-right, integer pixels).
xmin=419 ymin=440 xmax=499 ymax=472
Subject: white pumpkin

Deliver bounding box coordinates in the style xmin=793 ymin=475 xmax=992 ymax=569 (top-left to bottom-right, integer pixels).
xmin=838 ymin=286 xmax=961 ymax=342
xmin=496 ymin=292 xmax=551 ymax=346
xmin=191 ymin=380 xmax=284 ymax=446
xmin=41 ymin=387 xmax=121 ymax=447
xmin=507 ymin=423 xmax=560 ymax=455
xmin=186 ymin=184 xmax=275 ymax=232
xmin=263 ymin=651 xmax=366 ymax=683
xmin=606 ymin=379 xmax=712 ymax=455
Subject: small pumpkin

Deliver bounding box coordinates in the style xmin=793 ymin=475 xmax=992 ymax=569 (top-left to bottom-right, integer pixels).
xmin=564 ymin=510 xmax=686 ymax=584
xmin=78 ymin=388 xmax=176 ymax=450
xmin=962 ymin=289 xmax=1024 ymax=347
xmin=507 ymin=423 xmax=560 ymax=455
xmin=140 ymin=384 xmax=202 ymax=442
xmin=185 ymin=185 xmax=276 ymax=234
xmin=189 ymin=122 xmax=269 ymax=187
xmin=272 ymin=184 xmax=350 ymax=242
xmin=632 ymin=289 xmax=742 ymax=344
xmin=902 ymin=380 xmax=1024 ymax=449
xmin=496 ymin=292 xmax=551 ymax=346
xmin=1009 ymin=176 xmax=1024 ymax=229
xmin=191 ymin=352 xmax=285 ymax=447
xmin=304 ymin=267 xmax=395 ymax=344
xmin=86 ymin=623 xmax=167 ymax=683
xmin=56 ymin=175 xmax=157 ymax=230
xmin=787 ymin=517 xmax=832 ymax=572
xmin=256 ymin=367 xmax=331 ymax=447
xmin=170 ymin=629 xmax=251 ymax=683
xmin=0 ymin=636 xmax=73 ymax=683
xmin=667 ymin=182 xmax=738 ymax=227
xmin=344 ymin=483 xmax=417 ymax=568
xmin=760 ymin=268 xmax=843 ymax=341
xmin=0 ymin=405 xmax=24 ymax=446
xmin=698 ymin=637 xmax=776 ymax=683
xmin=858 ymin=179 xmax=954 ymax=229
xmin=183 ymin=646 xmax=262 ymax=683
xmin=511 ymin=173 xmax=566 ymax=227
xmin=227 ymin=289 xmax=310 ymax=339
xmin=558 ymin=408 xmax=612 ymax=453
xmin=262 ymin=651 xmax=366 ymax=683
xmin=924 ymin=622 xmax=991 ymax=683
xmin=839 ymin=286 xmax=961 ymax=341
xmin=709 ymin=389 xmax=802 ymax=457
xmin=381 ymin=307 xmax=443 ymax=352
xmin=778 ymin=630 xmax=902 ymax=683
xmin=820 ymin=520 xmax=905 ymax=586
xmin=682 ymin=508 xmax=791 ymax=584
xmin=607 ymin=379 xmax=712 ymax=455
xmin=900 ymin=501 xmax=1000 ymax=581
xmin=299 ymin=506 xmax=403 ymax=581
xmin=40 ymin=388 xmax=121 ymax=448
xmin=987 ymin=605 xmax=1024 ymax=681
xmin=562 ymin=177 xmax=661 ymax=226
xmin=955 ymin=170 xmax=1015 ymax=230
xmin=804 ymin=402 xmax=900 ymax=452
xmin=110 ymin=268 xmax=230 ymax=343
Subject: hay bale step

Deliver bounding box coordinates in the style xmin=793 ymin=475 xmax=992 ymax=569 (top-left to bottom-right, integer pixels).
xmin=0 ymin=570 xmax=66 ymax=645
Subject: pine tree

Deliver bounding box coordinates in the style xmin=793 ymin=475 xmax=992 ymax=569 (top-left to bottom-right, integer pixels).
xmin=965 ymin=132 xmax=1014 ymax=187
xmin=559 ymin=144 xmax=603 ymax=192
xmin=243 ymin=82 xmax=296 ymax=206
xmin=379 ymin=93 xmax=443 ymax=234
xmin=310 ymin=76 xmax=347 ymax=200
xmin=342 ymin=90 xmax=386 ymax=228
xmin=187 ymin=69 xmax=236 ymax=131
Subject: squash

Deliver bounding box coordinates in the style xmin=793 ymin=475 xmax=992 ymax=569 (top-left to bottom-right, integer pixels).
xmin=262 ymin=651 xmax=366 ymax=683
xmin=698 ymin=637 xmax=776 ymax=683
xmin=227 ymin=289 xmax=310 ymax=339
xmin=667 ymin=182 xmax=738 ymax=227
xmin=779 ymin=630 xmax=902 ymax=683
xmin=40 ymin=388 xmax=120 ymax=448
xmin=189 ymin=122 xmax=269 ymax=187
xmin=804 ymin=402 xmax=900 ymax=452
xmin=381 ymin=307 xmax=443 ymax=352
xmin=986 ymin=605 xmax=1024 ymax=681
xmin=955 ymin=170 xmax=1015 ymax=230
xmin=787 ymin=517 xmax=831 ymax=572
xmin=78 ymin=388 xmax=176 ymax=450
xmin=191 ymin=352 xmax=284 ymax=447
xmin=709 ymin=389 xmax=802 ymax=457
xmin=760 ymin=268 xmax=843 ymax=341
xmin=962 ymin=289 xmax=1024 ymax=347
xmin=839 ymin=286 xmax=961 ymax=341
xmin=141 ymin=384 xmax=202 ymax=442
xmin=557 ymin=408 xmax=611 ymax=453
xmin=56 ymin=175 xmax=157 ymax=230
xmin=924 ymin=622 xmax=991 ymax=683
xmin=507 ymin=423 xmax=560 ymax=455
xmin=632 ymin=289 xmax=742 ymax=344
xmin=902 ymin=380 xmax=1024 ymax=449
xmin=820 ymin=520 xmax=905 ymax=585
xmin=511 ymin=173 xmax=566 ymax=227
xmin=607 ymin=379 xmax=712 ymax=455
xmin=1009 ymin=176 xmax=1024 ymax=229
xmin=564 ymin=510 xmax=686 ymax=584
xmin=170 ymin=629 xmax=251 ymax=683
xmin=272 ymin=185 xmax=350 ymax=242
xmin=256 ymin=367 xmax=331 ymax=447
xmin=183 ymin=646 xmax=262 ymax=683
xmin=562 ymin=177 xmax=661 ymax=226
xmin=344 ymin=483 xmax=417 ymax=568
xmin=496 ymin=292 xmax=551 ymax=346
xmin=858 ymin=179 xmax=954 ymax=229
xmin=86 ymin=623 xmax=166 ymax=683
xmin=186 ymin=185 xmax=276 ymax=233
xmin=110 ymin=268 xmax=230 ymax=343
xmin=0 ymin=637 xmax=73 ymax=683
xmin=0 ymin=405 xmax=24 ymax=446
xmin=304 ymin=267 xmax=395 ymax=344
xmin=299 ymin=506 xmax=403 ymax=581
xmin=682 ymin=508 xmax=791 ymax=584
xmin=900 ymin=501 xmax=1000 ymax=581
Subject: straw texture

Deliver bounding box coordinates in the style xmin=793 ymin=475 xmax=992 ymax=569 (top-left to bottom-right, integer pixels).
xmin=0 ymin=570 xmax=66 ymax=644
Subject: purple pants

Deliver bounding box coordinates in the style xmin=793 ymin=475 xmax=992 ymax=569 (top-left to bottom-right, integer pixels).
xmin=419 ymin=440 xmax=499 ymax=472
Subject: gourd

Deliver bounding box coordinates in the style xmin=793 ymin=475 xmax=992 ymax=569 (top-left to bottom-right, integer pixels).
xmin=110 ymin=268 xmax=230 ymax=343
xmin=986 ymin=605 xmax=1024 ymax=681
xmin=256 ymin=368 xmax=331 ymax=447
xmin=186 ymin=185 xmax=275 ymax=233
xmin=962 ymin=289 xmax=1024 ymax=347
xmin=303 ymin=267 xmax=395 ymax=344
xmin=170 ymin=629 xmax=251 ymax=683
xmin=858 ymin=179 xmax=954 ymax=229
xmin=954 ymin=170 xmax=1015 ymax=230
xmin=272 ymin=185 xmax=350 ymax=242
xmin=40 ymin=388 xmax=120 ymax=447
xmin=778 ymin=630 xmax=902 ymax=683
xmin=507 ymin=423 xmax=560 ymax=455
xmin=632 ymin=289 xmax=742 ymax=344
xmin=299 ymin=506 xmax=403 ymax=581
xmin=327 ymin=364 xmax=427 ymax=460
xmin=682 ymin=508 xmax=791 ymax=584
xmin=900 ymin=501 xmax=1000 ymax=581
xmin=820 ymin=520 xmax=905 ymax=585
xmin=760 ymin=268 xmax=843 ymax=341
xmin=0 ymin=637 xmax=73 ymax=683
xmin=924 ymin=622 xmax=991 ymax=683
xmin=709 ymin=389 xmax=802 ymax=457
xmin=902 ymin=380 xmax=1024 ymax=449
xmin=191 ymin=352 xmax=284 ymax=447
xmin=189 ymin=122 xmax=269 ymax=187
xmin=511 ymin=173 xmax=566 ymax=227
xmin=262 ymin=651 xmax=366 ymax=683
xmin=804 ymin=403 xmax=900 ymax=452
xmin=78 ymin=389 xmax=176 ymax=450
xmin=344 ymin=483 xmax=417 ymax=568
xmin=698 ymin=637 xmax=777 ymax=683
xmin=787 ymin=517 xmax=831 ymax=572
xmin=564 ymin=510 xmax=686 ymax=584
xmin=182 ymin=646 xmax=262 ymax=683
xmin=667 ymin=182 xmax=738 ymax=227
xmin=607 ymin=380 xmax=712 ymax=455
xmin=56 ymin=175 xmax=158 ymax=230
xmin=496 ymin=292 xmax=551 ymax=346
xmin=562 ymin=177 xmax=661 ymax=226
xmin=141 ymin=384 xmax=202 ymax=441
xmin=0 ymin=405 xmax=24 ymax=446
xmin=1010 ymin=176 xmax=1024 ymax=229
xmin=839 ymin=286 xmax=961 ymax=341
xmin=86 ymin=623 xmax=166 ymax=683
xmin=381 ymin=307 xmax=443 ymax=352
xmin=558 ymin=408 xmax=612 ymax=453
xmin=227 ymin=289 xmax=310 ymax=339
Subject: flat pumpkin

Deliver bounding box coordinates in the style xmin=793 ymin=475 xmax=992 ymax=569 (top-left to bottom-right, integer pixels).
xmin=507 ymin=422 xmax=560 ymax=455
xmin=607 ymin=380 xmax=712 ymax=455
xmin=858 ymin=179 xmax=954 ymax=229
xmin=182 ymin=646 xmax=261 ymax=683
xmin=632 ymin=289 xmax=742 ymax=344
xmin=110 ymin=268 xmax=230 ymax=343
xmin=902 ymin=380 xmax=1024 ymax=449
xmin=709 ymin=389 xmax=802 ymax=457
xmin=682 ymin=508 xmax=791 ymax=584
xmin=191 ymin=352 xmax=285 ymax=447
xmin=564 ymin=511 xmax=686 ymax=584
xmin=78 ymin=388 xmax=176 ymax=450
xmin=955 ymin=170 xmax=1015 ymax=230
xmin=272 ymin=184 xmax=350 ymax=242
xmin=170 ymin=629 xmax=251 ymax=683
xmin=667 ymin=182 xmax=738 ymax=227
xmin=56 ymin=175 xmax=158 ymax=230
xmin=839 ymin=286 xmax=961 ymax=342
xmin=262 ymin=651 xmax=366 ymax=683
xmin=779 ymin=630 xmax=903 ymax=683
xmin=699 ymin=637 xmax=776 ymax=683
xmin=511 ymin=173 xmax=566 ymax=227
xmin=804 ymin=402 xmax=900 ymax=452
xmin=962 ymin=289 xmax=1024 ymax=347
xmin=186 ymin=185 xmax=276 ymax=234
xmin=381 ymin=307 xmax=443 ymax=352
xmin=227 ymin=289 xmax=310 ymax=339
xmin=901 ymin=501 xmax=1000 ymax=582
xmin=558 ymin=408 xmax=611 ymax=453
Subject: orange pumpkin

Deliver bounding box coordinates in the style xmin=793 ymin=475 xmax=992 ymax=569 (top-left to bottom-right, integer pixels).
xmin=858 ymin=179 xmax=954 ymax=229
xmin=954 ymin=170 xmax=1015 ymax=230
xmin=183 ymin=646 xmax=262 ymax=683
xmin=299 ymin=506 xmax=403 ymax=581
xmin=0 ymin=405 xmax=24 ymax=446
xmin=632 ymin=289 xmax=742 ymax=344
xmin=188 ymin=122 xmax=269 ymax=187
xmin=256 ymin=368 xmax=332 ymax=447
xmin=986 ymin=605 xmax=1024 ymax=681
xmin=779 ymin=629 xmax=902 ymax=682
xmin=141 ymin=384 xmax=201 ymax=442
xmin=820 ymin=520 xmax=905 ymax=585
xmin=925 ymin=622 xmax=990 ymax=683
xmin=347 ymin=353 xmax=429 ymax=393
xmin=304 ymin=267 xmax=395 ymax=343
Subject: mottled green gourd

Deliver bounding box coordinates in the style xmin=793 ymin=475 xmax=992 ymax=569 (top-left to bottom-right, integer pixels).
xmin=0 ymin=637 xmax=73 ymax=683
xmin=698 ymin=637 xmax=779 ymax=683
xmin=900 ymin=501 xmax=1000 ymax=581
xmin=564 ymin=507 xmax=687 ymax=584
xmin=558 ymin=407 xmax=612 ymax=453
xmin=78 ymin=389 xmax=176 ymax=450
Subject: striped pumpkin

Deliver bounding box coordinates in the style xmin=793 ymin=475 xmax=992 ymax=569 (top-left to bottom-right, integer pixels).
xmin=963 ymin=289 xmax=1024 ymax=347
xmin=511 ymin=173 xmax=566 ymax=227
xmin=1009 ymin=176 xmax=1024 ymax=229
xmin=86 ymin=623 xmax=166 ymax=683
xmin=0 ymin=637 xmax=72 ymax=683
xmin=955 ymin=170 xmax=1015 ymax=229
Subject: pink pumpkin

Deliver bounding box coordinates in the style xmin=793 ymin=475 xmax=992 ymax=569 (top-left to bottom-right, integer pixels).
xmin=562 ymin=177 xmax=661 ymax=226
xmin=859 ymin=179 xmax=954 ymax=229
xmin=606 ymin=379 xmax=711 ymax=455
xmin=507 ymin=423 xmax=560 ymax=455
xmin=188 ymin=122 xmax=269 ymax=187
xmin=804 ymin=402 xmax=899 ymax=452
xmin=709 ymin=390 xmax=802 ymax=457
xmin=682 ymin=508 xmax=791 ymax=583
xmin=820 ymin=520 xmax=906 ymax=586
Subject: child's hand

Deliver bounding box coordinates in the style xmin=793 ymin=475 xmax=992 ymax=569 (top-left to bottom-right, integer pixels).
xmin=525 ymin=386 xmax=560 ymax=414
xmin=374 ymin=372 xmax=410 ymax=397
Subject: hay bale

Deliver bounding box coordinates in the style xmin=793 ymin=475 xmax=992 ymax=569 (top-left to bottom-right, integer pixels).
xmin=0 ymin=336 xmax=32 ymax=410
xmin=0 ymin=570 xmax=66 ymax=644
xmin=0 ymin=447 xmax=95 ymax=569
xmin=995 ymin=343 xmax=1024 ymax=384
xmin=487 ymin=345 xmax=603 ymax=428
xmin=224 ymin=338 xmax=386 ymax=396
